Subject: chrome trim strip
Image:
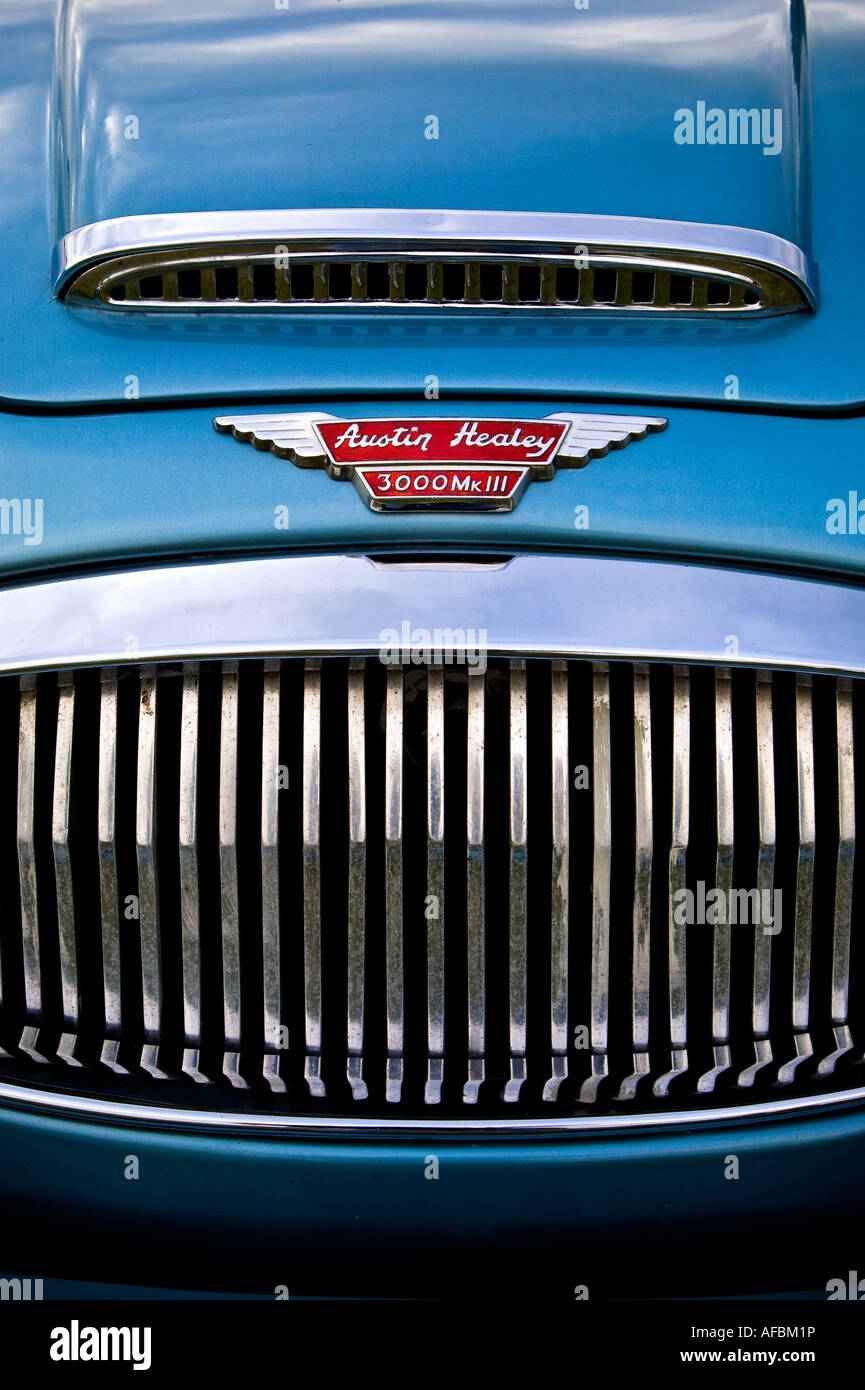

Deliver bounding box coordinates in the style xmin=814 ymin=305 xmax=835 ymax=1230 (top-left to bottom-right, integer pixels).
xmin=618 ymin=665 xmax=653 ymax=1101
xmin=581 ymin=663 xmax=612 ymax=1104
xmin=464 ymin=670 xmax=486 ymax=1104
xmin=425 ymin=667 xmax=445 ymax=1104
xmin=739 ymin=672 xmax=776 ymax=1087
xmin=2 ymin=554 xmax=862 ymax=678
xmin=1 ymin=1079 xmax=861 ymax=1135
xmin=384 ymin=666 xmax=404 ymax=1103
xmin=302 ymin=661 xmax=325 ymax=1098
xmin=697 ymin=669 xmax=734 ymax=1093
xmin=136 ymin=668 xmax=168 ymax=1080
xmin=654 ymin=667 xmax=690 ymax=1097
xmin=818 ymin=680 xmax=856 ymax=1077
xmin=346 ymin=659 xmax=367 ymax=1101
xmin=52 ymin=671 xmax=80 ymax=1066
xmin=219 ymin=661 xmax=247 ymax=1089
xmin=504 ymin=660 xmax=528 ymax=1104
xmin=543 ymin=661 xmax=569 ymax=1102
xmin=97 ymin=669 xmax=126 ymax=1074
xmin=261 ymin=660 xmax=285 ymax=1093
xmin=178 ymin=663 xmax=205 ymax=1084
xmin=52 ymin=209 xmax=818 ymax=308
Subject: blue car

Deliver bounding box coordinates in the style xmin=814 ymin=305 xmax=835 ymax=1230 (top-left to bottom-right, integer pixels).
xmin=0 ymin=0 xmax=863 ymax=1303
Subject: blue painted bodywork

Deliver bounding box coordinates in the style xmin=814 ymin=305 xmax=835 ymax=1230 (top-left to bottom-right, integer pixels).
xmin=0 ymin=399 xmax=863 ymax=584
xmin=1 ymin=0 xmax=864 ymax=1299
xmin=0 ymin=0 xmax=864 ymax=407
xmin=1 ymin=1098 xmax=863 ymax=1297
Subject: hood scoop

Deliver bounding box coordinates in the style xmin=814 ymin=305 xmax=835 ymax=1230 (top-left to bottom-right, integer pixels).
xmin=55 ymin=210 xmax=817 ymax=317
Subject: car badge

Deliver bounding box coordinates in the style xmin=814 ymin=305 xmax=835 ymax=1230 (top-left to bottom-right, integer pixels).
xmin=213 ymin=411 xmax=667 ymax=511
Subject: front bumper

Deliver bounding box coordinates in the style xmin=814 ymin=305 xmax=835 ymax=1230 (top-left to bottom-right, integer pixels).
xmin=1 ymin=1094 xmax=863 ymax=1299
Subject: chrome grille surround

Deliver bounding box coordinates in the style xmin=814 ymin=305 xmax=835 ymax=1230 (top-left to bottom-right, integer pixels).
xmin=0 ymin=552 xmax=860 ymax=1132
xmin=53 ymin=211 xmax=817 ymax=316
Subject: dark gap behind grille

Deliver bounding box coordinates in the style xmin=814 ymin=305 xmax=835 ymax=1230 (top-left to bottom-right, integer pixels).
xmin=366 ymin=263 xmax=390 ymax=300
xmin=566 ymin=661 xmax=596 ymax=1098
xmin=403 ymin=262 xmax=428 ymax=301
xmin=327 ymin=264 xmax=352 ymax=300
xmin=646 ymin=664 xmax=675 ymax=1094
xmin=253 ymin=264 xmax=276 ymax=300
xmin=177 ymin=268 xmax=201 ymax=299
xmin=684 ymin=664 xmax=723 ymax=1086
xmin=137 ymin=275 xmax=163 ymax=299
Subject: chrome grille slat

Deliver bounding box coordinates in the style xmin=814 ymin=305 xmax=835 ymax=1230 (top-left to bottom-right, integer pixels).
xmin=351 ymin=261 xmax=367 ymax=301
xmin=697 ymin=669 xmax=734 ymax=1093
xmin=615 ymin=268 xmax=633 ymax=307
xmin=739 ymin=672 xmax=777 ymax=1087
xmin=98 ymin=668 xmax=126 ymax=1075
xmin=261 ymin=660 xmax=285 ymax=1092
xmin=818 ymin=680 xmax=856 ymax=1076
xmin=346 ymin=659 xmax=368 ymax=1100
xmin=178 ymin=663 xmax=205 ymax=1083
xmin=543 ymin=661 xmax=569 ymax=1101
xmin=384 ymin=666 xmax=405 ymax=1102
xmin=777 ymin=676 xmax=816 ymax=1083
xmin=504 ymin=660 xmax=528 ymax=1103
xmin=200 ymin=265 xmax=217 ymax=300
xmin=653 ymin=668 xmax=690 ymax=1096
xmin=580 ymin=663 xmax=612 ymax=1104
xmin=578 ymin=267 xmax=595 ymax=306
xmin=392 ymin=262 xmax=408 ymax=304
xmin=1 ymin=657 xmax=862 ymax=1119
xmin=218 ymin=660 xmax=246 ymax=1088
xmin=17 ymin=675 xmax=48 ymax=1063
xmin=137 ymin=668 xmax=168 ymax=1079
xmin=52 ymin=672 xmax=80 ymax=1067
xmin=618 ymin=665 xmax=653 ymax=1100
xmin=464 ymin=670 xmax=485 ymax=1103
xmin=427 ymin=262 xmax=443 ymax=303
xmin=302 ymin=660 xmax=325 ymax=1097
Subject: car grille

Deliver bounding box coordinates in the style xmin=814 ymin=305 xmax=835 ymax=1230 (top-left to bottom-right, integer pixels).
xmin=0 ymin=657 xmax=861 ymax=1120
xmin=63 ymin=252 xmax=804 ymax=316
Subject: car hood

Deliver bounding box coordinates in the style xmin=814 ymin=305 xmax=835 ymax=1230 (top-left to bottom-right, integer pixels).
xmin=53 ymin=0 xmax=805 ymax=243
xmin=1 ymin=0 xmax=864 ymax=408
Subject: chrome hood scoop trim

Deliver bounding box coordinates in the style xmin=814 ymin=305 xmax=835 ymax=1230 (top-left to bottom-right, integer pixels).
xmin=55 ymin=210 xmax=817 ymax=316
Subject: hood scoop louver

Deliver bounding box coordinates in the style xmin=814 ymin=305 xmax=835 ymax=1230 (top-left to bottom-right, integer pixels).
xmin=54 ymin=210 xmax=817 ymax=317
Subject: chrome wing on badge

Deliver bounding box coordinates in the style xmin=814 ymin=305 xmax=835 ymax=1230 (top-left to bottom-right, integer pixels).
xmin=213 ymin=410 xmax=667 ymax=511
